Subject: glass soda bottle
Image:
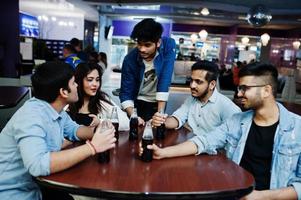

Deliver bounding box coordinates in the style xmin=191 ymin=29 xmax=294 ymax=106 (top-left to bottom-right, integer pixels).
xmin=156 ymin=109 xmax=166 ymax=140
xmin=141 ymin=121 xmax=154 ymax=162
xmin=110 ymin=106 xmax=119 ymax=141
xmin=98 ymin=120 xmax=111 ymax=163
xmin=129 ymin=108 xmax=138 ymax=141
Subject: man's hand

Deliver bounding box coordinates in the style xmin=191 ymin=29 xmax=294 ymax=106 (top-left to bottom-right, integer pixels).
xmin=139 ymin=143 xmax=165 ymax=160
xmin=91 ymin=126 xmax=116 ymax=153
xmin=151 ymin=112 xmax=167 ymax=127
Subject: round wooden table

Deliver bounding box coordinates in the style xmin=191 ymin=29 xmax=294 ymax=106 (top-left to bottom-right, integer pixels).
xmin=36 ymin=128 xmax=254 ymax=200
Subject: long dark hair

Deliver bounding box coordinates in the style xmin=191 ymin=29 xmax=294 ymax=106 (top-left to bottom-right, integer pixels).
xmin=68 ymin=62 xmax=112 ymax=116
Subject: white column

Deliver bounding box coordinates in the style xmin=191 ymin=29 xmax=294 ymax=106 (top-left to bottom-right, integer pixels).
xmin=98 ymin=15 xmax=112 ymax=66
xmin=281 ymin=69 xmax=296 ymax=102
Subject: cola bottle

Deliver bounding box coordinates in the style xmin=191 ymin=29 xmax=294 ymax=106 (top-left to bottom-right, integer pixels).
xmin=141 ymin=121 xmax=154 ymax=162
xmin=129 ymin=108 xmax=138 ymax=141
xmin=98 ymin=120 xmax=110 ymax=163
xmin=110 ymin=106 xmax=119 ymax=141
xmin=156 ymin=109 xmax=166 ymax=140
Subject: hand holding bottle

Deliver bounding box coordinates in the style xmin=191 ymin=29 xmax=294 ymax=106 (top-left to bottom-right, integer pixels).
xmin=91 ymin=121 xmax=116 ymax=153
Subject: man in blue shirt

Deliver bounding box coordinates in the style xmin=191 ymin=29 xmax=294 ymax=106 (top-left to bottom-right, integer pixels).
xmin=152 ymin=60 xmax=241 ymax=136
xmin=0 ymin=62 xmax=116 ymax=200
xmin=145 ymin=63 xmax=301 ymax=199
xmin=70 ymin=38 xmax=88 ymax=62
xmin=63 ymin=44 xmax=81 ymax=69
xmin=119 ymin=18 xmax=176 ymax=124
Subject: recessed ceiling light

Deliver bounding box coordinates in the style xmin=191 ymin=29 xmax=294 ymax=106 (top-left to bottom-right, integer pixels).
xmin=238 ymin=15 xmax=247 ymax=20
xmin=201 ymin=8 xmax=209 ymax=16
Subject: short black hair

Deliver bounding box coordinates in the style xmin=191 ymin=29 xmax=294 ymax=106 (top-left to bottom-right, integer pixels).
xmin=191 ymin=60 xmax=219 ymax=82
xmin=239 ymin=62 xmax=278 ymax=97
xmin=63 ymin=44 xmax=76 ymax=54
xmin=31 ymin=61 xmax=74 ymax=103
xmin=70 ymin=38 xmax=80 ymax=47
xmin=130 ymin=18 xmax=163 ymax=43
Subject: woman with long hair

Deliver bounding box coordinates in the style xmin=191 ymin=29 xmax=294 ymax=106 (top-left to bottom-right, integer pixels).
xmin=68 ymin=62 xmax=129 ymax=130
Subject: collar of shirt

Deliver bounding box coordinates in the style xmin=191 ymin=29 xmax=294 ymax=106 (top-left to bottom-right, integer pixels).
xmin=32 ymin=97 xmax=63 ymax=121
xmin=199 ymin=88 xmax=218 ymax=106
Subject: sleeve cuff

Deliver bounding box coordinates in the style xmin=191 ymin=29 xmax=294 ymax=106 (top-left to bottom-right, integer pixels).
xmin=73 ymin=125 xmax=81 ymax=141
xmin=121 ymin=100 xmax=134 ymax=110
xmin=289 ymin=182 xmax=301 ymax=200
xmin=42 ymin=152 xmax=51 ymax=176
xmin=171 ymin=115 xmax=183 ymax=129
xmin=156 ymin=92 xmax=169 ymax=101
xmin=189 ymin=136 xmax=205 ymax=155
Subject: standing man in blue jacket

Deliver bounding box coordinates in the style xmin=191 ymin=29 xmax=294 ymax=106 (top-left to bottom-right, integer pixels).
xmin=119 ymin=18 xmax=176 ymax=124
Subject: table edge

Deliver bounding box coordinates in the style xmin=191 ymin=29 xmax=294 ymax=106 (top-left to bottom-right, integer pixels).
xmin=0 ymin=87 xmax=29 ymax=108
xmin=35 ymin=177 xmax=254 ymax=199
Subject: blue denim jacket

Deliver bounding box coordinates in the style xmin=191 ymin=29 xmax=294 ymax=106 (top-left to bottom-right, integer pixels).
xmin=120 ymin=37 xmax=176 ymax=109
xmin=190 ymin=103 xmax=301 ymax=199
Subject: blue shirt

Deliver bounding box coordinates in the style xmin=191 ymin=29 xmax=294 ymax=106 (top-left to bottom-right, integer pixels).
xmin=0 ymin=98 xmax=80 ymax=200
xmin=172 ymin=89 xmax=241 ymax=135
xmin=120 ymin=37 xmax=176 ymax=109
xmin=190 ymin=103 xmax=301 ymax=199
xmin=65 ymin=53 xmax=81 ymax=69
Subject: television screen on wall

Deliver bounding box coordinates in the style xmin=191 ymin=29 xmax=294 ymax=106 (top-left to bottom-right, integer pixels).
xmin=19 ymin=12 xmax=39 ymax=38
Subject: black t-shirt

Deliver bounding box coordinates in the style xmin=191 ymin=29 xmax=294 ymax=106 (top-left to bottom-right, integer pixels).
xmin=240 ymin=120 xmax=279 ymax=190
xmin=68 ymin=112 xmax=93 ymax=126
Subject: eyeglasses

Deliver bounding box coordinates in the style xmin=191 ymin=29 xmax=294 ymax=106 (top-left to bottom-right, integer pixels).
xmin=237 ymin=84 xmax=268 ymax=94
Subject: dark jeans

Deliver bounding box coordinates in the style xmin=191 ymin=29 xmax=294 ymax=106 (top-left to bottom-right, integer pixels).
xmin=135 ymin=99 xmax=158 ymax=122
xmin=40 ymin=186 xmax=74 ymax=200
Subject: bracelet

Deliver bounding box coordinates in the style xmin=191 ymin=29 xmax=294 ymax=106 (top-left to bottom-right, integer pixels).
xmin=86 ymin=140 xmax=96 ymax=155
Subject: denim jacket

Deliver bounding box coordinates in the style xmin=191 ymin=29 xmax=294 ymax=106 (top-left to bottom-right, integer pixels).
xmin=120 ymin=37 xmax=176 ymax=109
xmin=190 ymin=103 xmax=301 ymax=199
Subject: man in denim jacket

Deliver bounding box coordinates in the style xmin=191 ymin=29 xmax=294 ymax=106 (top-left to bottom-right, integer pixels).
xmin=146 ymin=63 xmax=301 ymax=199
xmin=119 ymin=18 xmax=176 ymax=124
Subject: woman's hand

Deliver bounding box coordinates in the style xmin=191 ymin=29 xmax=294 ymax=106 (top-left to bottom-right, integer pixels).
xmin=88 ymin=114 xmax=100 ymax=127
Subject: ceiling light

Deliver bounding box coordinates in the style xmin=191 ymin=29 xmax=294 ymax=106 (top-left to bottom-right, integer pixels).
xmin=190 ymin=33 xmax=198 ymax=44
xmin=293 ymin=41 xmax=300 ymax=50
xmin=42 ymin=15 xmax=48 ymax=22
xmin=241 ymin=37 xmax=250 ymax=45
xmin=68 ymin=21 xmax=74 ymax=27
xmin=201 ymin=8 xmax=209 ymax=16
xmin=198 ymin=29 xmax=208 ymax=42
xmin=260 ymin=33 xmax=270 ymax=46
